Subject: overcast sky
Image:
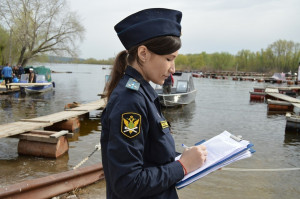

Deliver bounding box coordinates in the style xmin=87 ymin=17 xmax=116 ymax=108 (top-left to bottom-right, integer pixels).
xmin=68 ymin=0 xmax=300 ymax=60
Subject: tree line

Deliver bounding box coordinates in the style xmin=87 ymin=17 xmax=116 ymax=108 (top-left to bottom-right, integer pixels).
xmin=33 ymin=39 xmax=299 ymax=74
xmin=78 ymin=39 xmax=300 ymax=74
xmin=175 ymin=39 xmax=300 ymax=73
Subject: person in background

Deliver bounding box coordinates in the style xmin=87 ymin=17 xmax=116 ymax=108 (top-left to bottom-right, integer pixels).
xmin=12 ymin=73 xmax=19 ymax=83
xmin=101 ymin=8 xmax=207 ymax=199
xmin=12 ymin=66 xmax=18 ymax=76
xmin=28 ymin=68 xmax=36 ymax=83
xmin=18 ymin=64 xmax=25 ymax=79
xmin=1 ymin=63 xmax=13 ymax=90
xmin=163 ymin=73 xmax=174 ymax=94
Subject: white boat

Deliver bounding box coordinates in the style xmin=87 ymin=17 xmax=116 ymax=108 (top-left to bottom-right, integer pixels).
xmin=18 ymin=66 xmax=54 ymax=94
xmin=154 ymin=72 xmax=197 ymax=107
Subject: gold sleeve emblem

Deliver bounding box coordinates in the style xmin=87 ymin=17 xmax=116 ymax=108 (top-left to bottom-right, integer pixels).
xmin=121 ymin=112 xmax=141 ymax=138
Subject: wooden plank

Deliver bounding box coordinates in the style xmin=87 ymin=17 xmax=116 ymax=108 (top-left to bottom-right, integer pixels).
xmin=265 ymin=88 xmax=279 ymax=93
xmin=50 ymin=130 xmax=69 ymax=138
xmin=22 ymin=110 xmax=88 ymax=123
xmin=29 ymin=130 xmax=58 ymax=135
xmin=14 ymin=130 xmax=73 ymax=139
xmin=267 ymin=86 xmax=300 ymax=91
xmin=266 ymin=92 xmax=300 ymax=103
xmin=11 ymin=130 xmax=55 ymax=138
xmin=0 ymin=88 xmax=20 ymax=94
xmin=65 ymin=101 xmax=104 ymax=111
xmin=20 ymin=119 xmax=52 ymax=123
xmin=0 ymin=122 xmax=52 ymax=138
xmin=0 ymin=122 xmax=40 ymax=133
xmin=18 ymin=133 xmax=58 ymax=143
xmin=8 ymin=83 xmax=52 ymax=86
xmin=267 ymin=99 xmax=292 ymax=105
xmin=292 ymin=103 xmax=300 ymax=109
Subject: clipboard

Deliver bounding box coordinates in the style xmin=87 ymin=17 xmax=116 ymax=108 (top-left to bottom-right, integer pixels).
xmin=176 ymin=130 xmax=255 ymax=189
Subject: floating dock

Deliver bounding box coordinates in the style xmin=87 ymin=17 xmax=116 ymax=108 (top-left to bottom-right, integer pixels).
xmin=0 ymin=99 xmax=105 ymax=158
xmin=0 ymin=99 xmax=105 ymax=139
xmin=265 ymin=92 xmax=300 ymax=103
xmin=0 ymin=86 xmax=20 ymax=94
xmin=250 ymin=86 xmax=300 ymax=102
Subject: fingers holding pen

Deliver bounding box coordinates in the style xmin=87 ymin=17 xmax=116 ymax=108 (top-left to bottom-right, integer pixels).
xmin=179 ymin=144 xmax=208 ymax=174
xmin=196 ymin=145 xmax=207 ymax=163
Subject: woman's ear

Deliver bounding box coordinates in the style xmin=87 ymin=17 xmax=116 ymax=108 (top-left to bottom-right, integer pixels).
xmin=137 ymin=45 xmax=149 ymax=62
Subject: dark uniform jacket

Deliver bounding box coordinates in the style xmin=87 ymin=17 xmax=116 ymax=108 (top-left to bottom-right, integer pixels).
xmin=101 ymin=66 xmax=184 ymax=199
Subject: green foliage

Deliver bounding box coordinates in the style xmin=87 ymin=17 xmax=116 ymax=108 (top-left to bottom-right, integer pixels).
xmin=83 ymin=58 xmax=114 ymax=65
xmin=175 ymin=39 xmax=300 ymax=73
xmin=35 ymin=39 xmax=299 ymax=73
xmin=175 ymin=54 xmax=189 ymax=70
xmin=0 ymin=25 xmax=9 ymax=65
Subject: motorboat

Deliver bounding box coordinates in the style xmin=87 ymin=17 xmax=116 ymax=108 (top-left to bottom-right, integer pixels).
xmin=16 ymin=66 xmax=54 ymax=94
xmin=154 ymin=72 xmax=197 ymax=107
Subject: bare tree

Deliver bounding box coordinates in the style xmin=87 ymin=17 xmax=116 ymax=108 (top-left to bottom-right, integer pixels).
xmin=0 ymin=0 xmax=85 ymax=66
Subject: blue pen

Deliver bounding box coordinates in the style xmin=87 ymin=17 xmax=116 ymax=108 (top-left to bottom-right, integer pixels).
xmin=195 ymin=140 xmax=206 ymax=146
xmin=181 ymin=144 xmax=189 ymax=148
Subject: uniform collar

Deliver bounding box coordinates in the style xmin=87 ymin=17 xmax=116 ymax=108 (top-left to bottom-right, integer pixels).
xmin=125 ymin=65 xmax=158 ymax=102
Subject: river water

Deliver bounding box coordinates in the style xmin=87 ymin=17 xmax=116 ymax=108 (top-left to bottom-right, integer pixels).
xmin=0 ymin=63 xmax=299 ymax=199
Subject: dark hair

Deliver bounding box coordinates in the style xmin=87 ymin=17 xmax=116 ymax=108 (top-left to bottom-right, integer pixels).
xmin=104 ymin=36 xmax=181 ymax=99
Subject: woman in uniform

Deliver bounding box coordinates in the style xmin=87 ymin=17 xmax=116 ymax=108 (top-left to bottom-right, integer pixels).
xmin=101 ymin=8 xmax=207 ymax=199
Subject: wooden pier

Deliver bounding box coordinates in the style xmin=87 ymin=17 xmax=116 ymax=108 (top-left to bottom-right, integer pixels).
xmin=0 ymin=99 xmax=105 ymax=139
xmin=265 ymin=92 xmax=300 ymax=103
xmin=0 ymin=86 xmax=20 ymax=94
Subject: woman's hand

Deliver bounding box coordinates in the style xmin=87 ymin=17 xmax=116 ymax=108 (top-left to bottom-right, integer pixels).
xmin=179 ymin=145 xmax=207 ymax=174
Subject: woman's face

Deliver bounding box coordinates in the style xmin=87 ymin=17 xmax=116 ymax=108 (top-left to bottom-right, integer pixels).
xmin=142 ymin=50 xmax=178 ymax=85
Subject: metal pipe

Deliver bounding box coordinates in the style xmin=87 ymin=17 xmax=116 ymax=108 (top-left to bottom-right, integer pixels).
xmin=0 ymin=163 xmax=104 ymax=199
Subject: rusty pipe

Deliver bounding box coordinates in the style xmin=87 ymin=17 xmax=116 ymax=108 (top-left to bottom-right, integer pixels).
xmin=0 ymin=163 xmax=104 ymax=199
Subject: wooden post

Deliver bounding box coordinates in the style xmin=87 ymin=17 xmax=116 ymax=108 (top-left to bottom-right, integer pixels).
xmin=18 ymin=131 xmax=69 ymax=158
xmin=45 ymin=117 xmax=80 ymax=132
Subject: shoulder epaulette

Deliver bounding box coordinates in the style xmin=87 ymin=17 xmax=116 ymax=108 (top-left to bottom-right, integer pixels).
xmin=125 ymin=78 xmax=140 ymax=91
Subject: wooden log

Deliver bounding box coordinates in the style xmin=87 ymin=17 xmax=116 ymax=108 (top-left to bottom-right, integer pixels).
xmin=45 ymin=117 xmax=80 ymax=132
xmin=253 ymin=87 xmax=265 ymax=92
xmin=268 ymin=104 xmax=294 ymax=112
xmin=249 ymin=92 xmax=265 ymax=101
xmin=257 ymin=79 xmax=264 ymax=82
xmin=18 ymin=136 xmax=69 ymax=158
